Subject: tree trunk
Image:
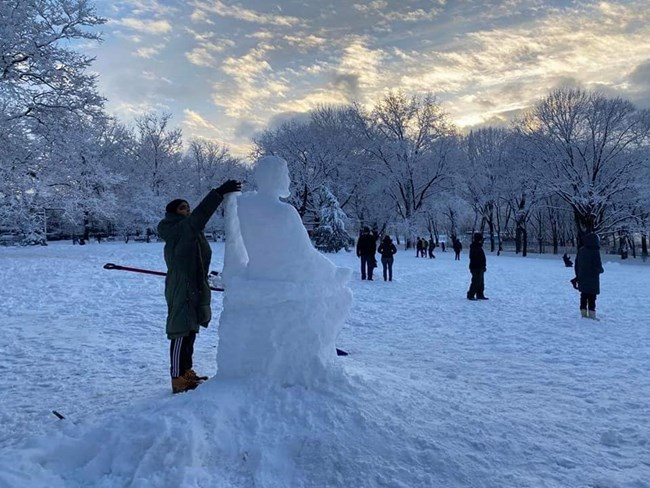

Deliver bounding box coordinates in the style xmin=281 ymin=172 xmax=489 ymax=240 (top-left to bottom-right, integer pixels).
xmin=522 ymin=228 xmax=528 ymax=257
xmin=488 ymin=218 xmax=495 ymax=253
xmin=83 ymin=212 xmax=90 ymax=241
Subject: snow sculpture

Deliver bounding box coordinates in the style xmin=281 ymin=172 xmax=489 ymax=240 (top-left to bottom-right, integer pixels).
xmin=218 ymin=156 xmax=353 ymax=385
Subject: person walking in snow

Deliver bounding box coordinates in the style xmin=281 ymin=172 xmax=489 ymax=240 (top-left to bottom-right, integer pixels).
xmin=453 ymin=237 xmax=462 ymax=261
xmin=428 ymin=238 xmax=435 ymax=259
xmin=157 ymin=179 xmax=242 ymax=394
xmin=378 ymin=235 xmax=397 ymax=281
xmin=574 ymin=231 xmax=604 ymax=319
xmin=356 ymin=226 xmax=377 ymax=280
xmin=467 ymin=232 xmax=488 ymax=300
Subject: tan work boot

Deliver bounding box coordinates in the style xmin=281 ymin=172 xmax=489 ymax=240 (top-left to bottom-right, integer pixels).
xmin=186 ymin=369 xmax=208 ymax=382
xmin=580 ymin=309 xmax=588 ymax=318
xmin=171 ymin=374 xmax=199 ymax=394
xmin=587 ymin=310 xmax=598 ymax=320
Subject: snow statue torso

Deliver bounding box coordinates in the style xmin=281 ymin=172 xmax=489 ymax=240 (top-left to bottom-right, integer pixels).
xmin=217 ymin=156 xmax=353 ymax=386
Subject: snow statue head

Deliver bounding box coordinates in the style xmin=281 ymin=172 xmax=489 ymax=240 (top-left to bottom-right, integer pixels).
xmin=217 ymin=155 xmax=353 ymax=387
xmin=255 ymin=155 xmax=291 ymax=199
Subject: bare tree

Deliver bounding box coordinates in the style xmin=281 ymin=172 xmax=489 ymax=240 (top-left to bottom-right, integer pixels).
xmin=517 ymin=88 xmax=650 ymax=235
xmin=458 ymin=127 xmax=512 ymax=252
xmin=352 ymin=92 xmax=457 ymax=243
xmin=134 ymin=113 xmax=183 ymax=197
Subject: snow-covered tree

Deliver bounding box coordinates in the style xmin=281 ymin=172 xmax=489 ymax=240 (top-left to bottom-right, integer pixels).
xmin=457 ymin=127 xmax=513 ymax=252
xmin=0 ymin=0 xmax=105 ymax=243
xmin=183 ymin=138 xmax=248 ymax=235
xmin=352 ymin=92 xmax=457 ymax=243
xmin=311 ymin=186 xmax=351 ymax=253
xmin=517 ymin=88 xmax=650 ymax=234
xmin=254 ymin=106 xmax=362 ymax=224
xmin=0 ymin=0 xmax=105 ymax=122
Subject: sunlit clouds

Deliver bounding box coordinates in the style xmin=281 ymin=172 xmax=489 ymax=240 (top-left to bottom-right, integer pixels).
xmin=111 ymin=17 xmax=172 ymax=34
xmin=93 ymin=0 xmax=650 ymax=156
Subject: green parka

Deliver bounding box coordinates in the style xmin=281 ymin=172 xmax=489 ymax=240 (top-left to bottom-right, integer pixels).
xmin=157 ymin=189 xmax=224 ymax=339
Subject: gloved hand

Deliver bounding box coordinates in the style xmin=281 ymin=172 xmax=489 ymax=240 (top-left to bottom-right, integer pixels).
xmin=216 ymin=179 xmax=242 ymax=195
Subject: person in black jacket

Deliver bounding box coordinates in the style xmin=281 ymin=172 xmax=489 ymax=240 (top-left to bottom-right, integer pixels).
xmin=453 ymin=237 xmax=462 ymax=261
xmin=356 ymin=226 xmax=377 ymax=280
xmin=377 ymin=235 xmax=397 ymax=281
xmin=467 ymin=232 xmax=488 ymax=300
xmin=574 ymin=231 xmax=604 ymax=319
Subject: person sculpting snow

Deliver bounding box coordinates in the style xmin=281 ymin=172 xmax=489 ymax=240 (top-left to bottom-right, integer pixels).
xmin=574 ymin=231 xmax=604 ymax=319
xmin=356 ymin=226 xmax=377 ymax=280
xmin=467 ymin=232 xmax=488 ymax=300
xmin=217 ymin=155 xmax=352 ymax=385
xmin=377 ymin=235 xmax=397 ymax=281
xmin=157 ymin=180 xmax=242 ymax=394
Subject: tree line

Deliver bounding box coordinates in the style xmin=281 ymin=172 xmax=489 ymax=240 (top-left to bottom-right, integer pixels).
xmin=2 ymin=0 xmax=649 ymax=257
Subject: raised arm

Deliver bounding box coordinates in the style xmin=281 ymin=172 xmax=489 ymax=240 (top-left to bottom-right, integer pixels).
xmin=189 ymin=180 xmax=241 ymax=231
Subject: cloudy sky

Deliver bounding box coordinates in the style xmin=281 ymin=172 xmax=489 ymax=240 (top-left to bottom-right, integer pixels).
xmin=90 ymin=0 xmax=650 ymax=156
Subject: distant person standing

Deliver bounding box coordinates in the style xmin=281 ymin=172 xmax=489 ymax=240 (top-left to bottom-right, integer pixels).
xmin=467 ymin=233 xmax=487 ymax=300
xmin=574 ymin=231 xmax=604 ymax=319
xmin=378 ymin=235 xmax=397 ymax=281
xmin=356 ymin=226 xmax=377 ymax=280
xmin=415 ymin=237 xmax=423 ymax=257
xmin=428 ymin=238 xmax=435 ymax=259
xmin=453 ymin=237 xmax=462 ymax=261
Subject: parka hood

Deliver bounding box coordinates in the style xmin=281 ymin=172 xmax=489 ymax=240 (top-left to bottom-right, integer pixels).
xmin=157 ymin=213 xmax=186 ymax=240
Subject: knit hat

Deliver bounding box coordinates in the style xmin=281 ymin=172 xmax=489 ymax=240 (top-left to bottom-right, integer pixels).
xmin=165 ymin=199 xmax=188 ymax=214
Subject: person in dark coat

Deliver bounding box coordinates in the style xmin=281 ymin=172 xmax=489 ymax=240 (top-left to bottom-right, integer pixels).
xmin=377 ymin=235 xmax=397 ymax=281
xmin=157 ymin=179 xmax=241 ymax=394
xmin=453 ymin=237 xmax=462 ymax=261
xmin=428 ymin=238 xmax=435 ymax=258
xmin=415 ymin=237 xmax=423 ymax=257
xmin=467 ymin=232 xmax=487 ymax=300
xmin=574 ymin=231 xmax=604 ymax=319
xmin=356 ymin=226 xmax=377 ymax=280
xmin=562 ymin=253 xmax=573 ymax=267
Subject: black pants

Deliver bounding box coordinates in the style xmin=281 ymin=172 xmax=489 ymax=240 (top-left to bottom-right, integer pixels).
xmin=467 ymin=270 xmax=485 ymax=298
xmin=360 ymin=255 xmax=374 ymax=280
xmin=454 ymin=251 xmax=460 ymax=261
xmin=381 ymin=256 xmax=394 ymax=281
xmin=170 ymin=331 xmax=196 ymax=378
xmin=580 ymin=293 xmax=597 ymax=311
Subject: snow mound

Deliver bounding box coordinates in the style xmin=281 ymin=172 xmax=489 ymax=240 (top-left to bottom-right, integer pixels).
xmin=0 ymin=376 xmax=443 ymax=488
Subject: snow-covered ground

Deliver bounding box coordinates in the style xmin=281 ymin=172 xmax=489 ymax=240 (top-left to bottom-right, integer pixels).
xmin=0 ymin=241 xmax=649 ymax=487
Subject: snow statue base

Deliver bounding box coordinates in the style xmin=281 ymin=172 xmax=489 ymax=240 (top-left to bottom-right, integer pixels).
xmin=217 ymin=156 xmax=353 ymax=386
